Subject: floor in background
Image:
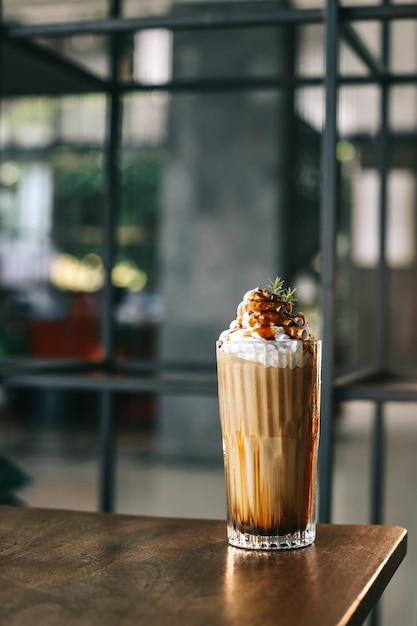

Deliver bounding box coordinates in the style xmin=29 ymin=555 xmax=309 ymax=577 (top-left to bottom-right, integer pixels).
xmin=2 ymin=400 xmax=417 ymax=626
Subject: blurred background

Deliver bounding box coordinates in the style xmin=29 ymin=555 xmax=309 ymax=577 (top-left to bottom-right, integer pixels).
xmin=1 ymin=1 xmax=417 ymax=624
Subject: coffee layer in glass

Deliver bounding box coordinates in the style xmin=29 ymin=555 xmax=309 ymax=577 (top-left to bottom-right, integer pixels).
xmin=217 ymin=338 xmax=321 ymax=550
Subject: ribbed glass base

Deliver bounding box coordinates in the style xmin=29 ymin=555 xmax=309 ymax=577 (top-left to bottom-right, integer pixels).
xmin=227 ymin=523 xmax=316 ymax=550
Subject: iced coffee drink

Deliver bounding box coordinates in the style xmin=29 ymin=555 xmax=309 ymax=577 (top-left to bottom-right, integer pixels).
xmin=216 ymin=278 xmax=321 ymax=550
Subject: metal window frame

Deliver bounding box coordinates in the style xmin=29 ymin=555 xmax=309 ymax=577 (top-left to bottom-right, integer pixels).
xmin=0 ymin=2 xmax=417 ymax=545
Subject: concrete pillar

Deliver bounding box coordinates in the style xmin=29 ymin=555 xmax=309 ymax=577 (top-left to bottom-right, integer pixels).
xmin=157 ymin=16 xmax=290 ymax=462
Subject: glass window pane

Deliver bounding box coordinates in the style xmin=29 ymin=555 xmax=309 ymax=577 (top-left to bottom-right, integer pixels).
xmin=338 ymin=85 xmax=380 ymax=136
xmin=296 ymin=25 xmax=324 ymax=78
xmin=351 ymin=169 xmax=380 ymax=269
xmin=387 ymin=169 xmax=415 ymax=269
xmin=295 ymin=86 xmax=324 ymax=131
xmin=391 ymin=20 xmax=417 ymax=73
xmin=35 ymin=36 xmax=111 ymax=81
xmin=340 ymin=0 xmax=380 ymax=6
xmin=120 ymin=26 xmax=287 ymax=84
xmin=390 ymin=86 xmax=417 ymax=131
xmin=0 ymin=95 xmax=106 ymax=360
xmin=3 ymin=0 xmax=110 ymax=23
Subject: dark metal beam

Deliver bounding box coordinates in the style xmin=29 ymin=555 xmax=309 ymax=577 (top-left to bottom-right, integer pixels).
xmin=98 ymin=0 xmax=122 ymax=515
xmin=341 ymin=23 xmax=387 ymax=78
xmin=342 ymin=3 xmax=417 ymax=22
xmin=1 ymin=372 xmax=218 ymax=395
xmin=318 ymin=0 xmax=339 ymax=524
xmin=5 ymin=2 xmax=417 ymax=43
xmin=371 ymin=402 xmax=386 ymax=525
xmin=3 ymin=6 xmax=323 ymax=40
xmin=98 ymin=391 xmax=116 ymax=513
xmin=0 ymin=37 xmax=107 ymax=96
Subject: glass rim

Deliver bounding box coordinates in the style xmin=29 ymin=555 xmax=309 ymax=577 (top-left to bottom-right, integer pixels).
xmin=216 ymin=337 xmax=321 ymax=346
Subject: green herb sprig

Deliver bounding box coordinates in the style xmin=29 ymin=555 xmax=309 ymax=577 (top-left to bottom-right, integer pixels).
xmin=267 ymin=276 xmax=297 ymax=306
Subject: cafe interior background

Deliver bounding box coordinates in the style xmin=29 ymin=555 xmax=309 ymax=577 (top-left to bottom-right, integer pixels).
xmin=1 ymin=0 xmax=417 ymax=624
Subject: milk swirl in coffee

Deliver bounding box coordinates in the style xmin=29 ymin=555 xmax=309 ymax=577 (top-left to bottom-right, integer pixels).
xmin=216 ymin=279 xmax=321 ymax=550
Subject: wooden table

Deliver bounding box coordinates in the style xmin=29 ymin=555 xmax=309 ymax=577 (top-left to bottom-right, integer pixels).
xmin=0 ymin=506 xmax=407 ymax=626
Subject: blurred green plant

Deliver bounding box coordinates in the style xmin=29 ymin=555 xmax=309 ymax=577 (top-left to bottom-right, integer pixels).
xmin=52 ymin=149 xmax=161 ymax=288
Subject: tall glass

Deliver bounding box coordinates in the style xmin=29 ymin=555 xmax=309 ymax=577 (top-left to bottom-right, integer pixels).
xmin=216 ymin=338 xmax=321 ymax=550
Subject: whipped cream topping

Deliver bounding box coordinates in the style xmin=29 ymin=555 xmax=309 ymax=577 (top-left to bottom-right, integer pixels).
xmin=218 ymin=336 xmax=310 ymax=368
xmin=217 ymin=285 xmax=314 ymax=368
xmin=219 ymin=286 xmax=312 ymax=343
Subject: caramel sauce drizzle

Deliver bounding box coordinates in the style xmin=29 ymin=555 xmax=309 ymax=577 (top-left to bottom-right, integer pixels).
xmin=230 ymin=287 xmax=309 ymax=341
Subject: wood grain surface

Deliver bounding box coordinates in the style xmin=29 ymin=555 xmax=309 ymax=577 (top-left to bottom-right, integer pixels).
xmin=0 ymin=506 xmax=407 ymax=626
